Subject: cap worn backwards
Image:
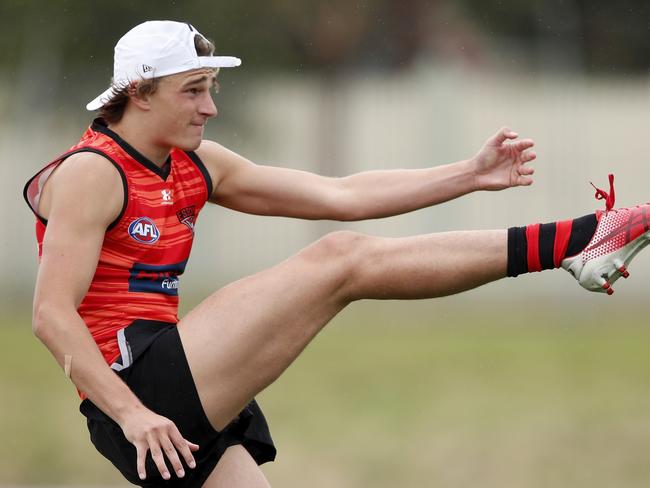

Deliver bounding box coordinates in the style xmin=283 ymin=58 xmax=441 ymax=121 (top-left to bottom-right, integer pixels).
xmin=86 ymin=20 xmax=241 ymax=111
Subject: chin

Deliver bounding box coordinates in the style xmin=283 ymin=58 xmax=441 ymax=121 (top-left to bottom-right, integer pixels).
xmin=174 ymin=137 xmax=203 ymax=152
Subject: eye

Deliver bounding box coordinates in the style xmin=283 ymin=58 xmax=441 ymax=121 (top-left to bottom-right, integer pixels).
xmin=187 ymin=88 xmax=201 ymax=95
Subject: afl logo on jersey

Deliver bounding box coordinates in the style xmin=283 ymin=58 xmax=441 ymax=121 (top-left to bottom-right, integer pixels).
xmin=128 ymin=217 xmax=160 ymax=244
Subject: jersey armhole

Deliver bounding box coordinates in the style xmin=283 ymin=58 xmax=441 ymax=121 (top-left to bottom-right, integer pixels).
xmin=22 ymin=148 xmax=128 ymax=231
xmin=186 ymin=150 xmax=214 ymax=201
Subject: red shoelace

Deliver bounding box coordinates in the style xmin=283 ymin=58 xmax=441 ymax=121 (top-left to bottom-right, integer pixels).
xmin=590 ymin=173 xmax=615 ymax=212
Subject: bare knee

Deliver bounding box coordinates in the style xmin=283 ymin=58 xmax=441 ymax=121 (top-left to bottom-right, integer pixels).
xmin=298 ymin=230 xmax=370 ymax=300
xmin=303 ymin=230 xmax=368 ymax=266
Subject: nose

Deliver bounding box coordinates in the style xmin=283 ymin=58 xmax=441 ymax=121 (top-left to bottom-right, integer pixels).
xmin=200 ymin=92 xmax=218 ymax=118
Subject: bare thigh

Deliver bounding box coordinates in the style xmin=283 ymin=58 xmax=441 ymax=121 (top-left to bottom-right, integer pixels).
xmin=202 ymin=445 xmax=271 ymax=488
xmin=178 ymin=229 xmax=506 ymax=430
xmin=178 ymin=232 xmax=355 ymax=430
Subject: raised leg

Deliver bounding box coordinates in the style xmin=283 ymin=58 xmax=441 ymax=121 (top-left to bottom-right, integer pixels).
xmin=178 ymin=229 xmax=507 ymax=430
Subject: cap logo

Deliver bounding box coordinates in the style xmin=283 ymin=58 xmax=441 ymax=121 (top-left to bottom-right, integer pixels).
xmin=142 ymin=64 xmax=153 ymax=73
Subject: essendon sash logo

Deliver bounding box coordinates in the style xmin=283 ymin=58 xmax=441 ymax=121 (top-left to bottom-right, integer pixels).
xmin=176 ymin=205 xmax=196 ymax=234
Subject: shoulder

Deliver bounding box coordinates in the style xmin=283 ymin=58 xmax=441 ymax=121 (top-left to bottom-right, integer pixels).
xmin=194 ymin=139 xmax=245 ymax=165
xmin=193 ymin=140 xmax=255 ymax=196
xmin=40 ymin=151 xmax=124 ymax=226
xmin=51 ymin=151 xmax=123 ymax=189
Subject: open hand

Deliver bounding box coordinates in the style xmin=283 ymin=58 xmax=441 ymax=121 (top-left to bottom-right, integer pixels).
xmin=120 ymin=407 xmax=199 ymax=481
xmin=471 ymin=127 xmax=537 ymax=191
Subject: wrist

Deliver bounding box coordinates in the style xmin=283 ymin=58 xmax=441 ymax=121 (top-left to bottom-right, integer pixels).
xmin=458 ymin=158 xmax=480 ymax=192
xmin=110 ymin=396 xmax=147 ymax=425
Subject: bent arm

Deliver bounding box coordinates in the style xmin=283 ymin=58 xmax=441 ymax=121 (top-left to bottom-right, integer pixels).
xmin=33 ymin=153 xmax=198 ymax=480
xmin=198 ymin=127 xmax=536 ymax=221
xmin=32 ymin=153 xmax=143 ymax=422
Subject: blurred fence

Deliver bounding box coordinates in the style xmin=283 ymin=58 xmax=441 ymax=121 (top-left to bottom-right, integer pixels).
xmin=3 ymin=65 xmax=650 ymax=314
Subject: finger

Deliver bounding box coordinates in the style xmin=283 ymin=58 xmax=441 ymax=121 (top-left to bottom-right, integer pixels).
xmin=160 ymin=437 xmax=186 ymax=478
xmin=517 ymin=176 xmax=534 ymax=186
xmin=149 ymin=442 xmax=171 ymax=481
xmin=169 ymin=427 xmax=198 ymax=469
xmin=520 ymin=151 xmax=536 ymax=163
xmin=518 ymin=166 xmax=535 ymax=176
xmin=492 ymin=126 xmax=518 ymax=145
xmin=512 ymin=139 xmax=534 ymax=151
xmin=134 ymin=442 xmax=148 ymax=481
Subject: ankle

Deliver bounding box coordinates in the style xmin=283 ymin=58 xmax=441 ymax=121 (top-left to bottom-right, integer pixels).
xmin=507 ymin=213 xmax=597 ymax=277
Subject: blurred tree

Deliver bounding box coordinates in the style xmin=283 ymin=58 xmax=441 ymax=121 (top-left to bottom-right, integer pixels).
xmin=578 ymin=0 xmax=650 ymax=73
xmin=461 ymin=0 xmax=650 ymax=73
xmin=1 ymin=0 xmax=648 ymax=78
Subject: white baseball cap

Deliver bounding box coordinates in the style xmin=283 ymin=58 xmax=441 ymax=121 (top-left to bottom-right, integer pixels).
xmin=86 ymin=20 xmax=241 ymax=111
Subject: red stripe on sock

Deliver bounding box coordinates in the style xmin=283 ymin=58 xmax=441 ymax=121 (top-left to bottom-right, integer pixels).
xmin=553 ymin=219 xmax=574 ymax=267
xmin=526 ymin=224 xmax=542 ymax=272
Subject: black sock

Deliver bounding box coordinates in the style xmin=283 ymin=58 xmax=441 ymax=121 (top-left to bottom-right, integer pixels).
xmin=507 ymin=213 xmax=598 ymax=277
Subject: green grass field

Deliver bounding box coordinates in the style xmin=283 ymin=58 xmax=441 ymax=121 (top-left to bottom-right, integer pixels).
xmin=3 ymin=300 xmax=650 ymax=487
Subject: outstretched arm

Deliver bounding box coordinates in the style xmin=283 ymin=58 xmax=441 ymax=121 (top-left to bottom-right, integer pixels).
xmin=198 ymin=127 xmax=535 ymax=221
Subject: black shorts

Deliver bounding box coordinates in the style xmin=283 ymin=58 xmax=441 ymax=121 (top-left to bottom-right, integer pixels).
xmin=80 ymin=319 xmax=276 ymax=487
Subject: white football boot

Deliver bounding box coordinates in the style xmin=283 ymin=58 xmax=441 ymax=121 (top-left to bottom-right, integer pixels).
xmin=562 ymin=175 xmax=650 ymax=295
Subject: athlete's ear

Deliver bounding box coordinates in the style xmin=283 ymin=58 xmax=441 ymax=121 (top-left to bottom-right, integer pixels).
xmin=127 ymin=82 xmax=152 ymax=111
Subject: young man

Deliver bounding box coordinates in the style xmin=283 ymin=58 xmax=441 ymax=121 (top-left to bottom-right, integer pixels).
xmin=24 ymin=20 xmax=650 ymax=488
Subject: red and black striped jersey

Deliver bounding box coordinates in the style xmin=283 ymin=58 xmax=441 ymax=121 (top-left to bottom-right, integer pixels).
xmin=24 ymin=118 xmax=213 ymax=367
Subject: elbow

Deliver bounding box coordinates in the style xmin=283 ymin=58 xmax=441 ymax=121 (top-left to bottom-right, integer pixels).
xmin=335 ymin=208 xmax=364 ymax=222
xmin=330 ymin=180 xmax=363 ymax=221
xmin=32 ymin=302 xmax=50 ymax=340
xmin=332 ymin=200 xmax=368 ymax=222
xmin=32 ymin=301 xmax=66 ymax=342
xmin=329 ymin=202 xmax=361 ymax=222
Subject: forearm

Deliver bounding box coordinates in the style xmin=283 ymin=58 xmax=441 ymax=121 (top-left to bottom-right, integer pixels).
xmin=338 ymin=159 xmax=477 ymax=221
xmin=206 ymin=127 xmax=534 ymax=221
xmin=33 ymin=305 xmax=145 ymax=423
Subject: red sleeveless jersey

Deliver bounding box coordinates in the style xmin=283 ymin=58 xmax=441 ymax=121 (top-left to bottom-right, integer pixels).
xmin=24 ymin=119 xmax=213 ymax=366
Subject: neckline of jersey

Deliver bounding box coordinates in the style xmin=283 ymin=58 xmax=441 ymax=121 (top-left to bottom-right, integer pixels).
xmin=91 ymin=118 xmax=172 ymax=181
